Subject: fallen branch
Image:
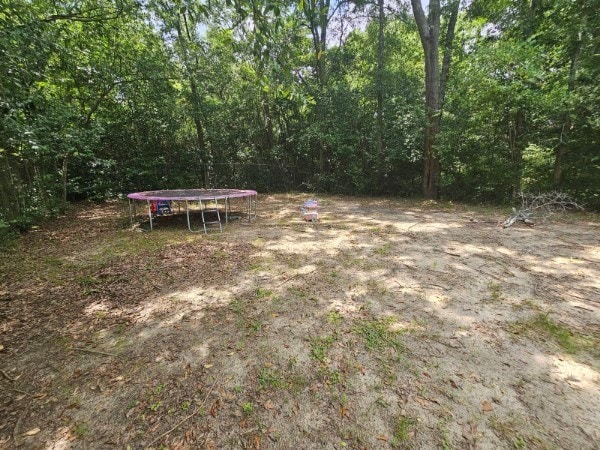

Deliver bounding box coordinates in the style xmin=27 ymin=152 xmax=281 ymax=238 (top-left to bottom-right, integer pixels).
xmin=71 ymin=347 xmax=117 ymax=357
xmin=503 ymin=191 xmax=583 ymax=228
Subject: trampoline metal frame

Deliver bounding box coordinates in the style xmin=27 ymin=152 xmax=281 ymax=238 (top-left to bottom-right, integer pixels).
xmin=127 ymin=189 xmax=257 ymax=233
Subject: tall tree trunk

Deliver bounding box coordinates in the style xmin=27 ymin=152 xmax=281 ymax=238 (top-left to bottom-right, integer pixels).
xmin=179 ymin=11 xmax=210 ymax=187
xmin=250 ymin=5 xmax=275 ymax=164
xmin=189 ymin=79 xmax=207 ymax=152
xmin=261 ymin=92 xmax=274 ymax=154
xmin=376 ymin=0 xmax=385 ymax=187
xmin=509 ymin=109 xmax=526 ymax=197
xmin=411 ymin=0 xmax=459 ymax=199
xmin=311 ymin=0 xmax=330 ymax=87
xmin=553 ymin=30 xmax=582 ymax=187
xmin=189 ymin=78 xmax=209 ymax=186
xmin=305 ymin=0 xmax=331 ymax=175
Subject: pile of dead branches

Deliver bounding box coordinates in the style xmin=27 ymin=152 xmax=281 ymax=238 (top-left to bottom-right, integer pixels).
xmin=503 ymin=191 xmax=583 ymax=228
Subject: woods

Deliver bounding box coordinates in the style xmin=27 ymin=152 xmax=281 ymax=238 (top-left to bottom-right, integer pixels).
xmin=1 ymin=0 xmax=598 ymax=231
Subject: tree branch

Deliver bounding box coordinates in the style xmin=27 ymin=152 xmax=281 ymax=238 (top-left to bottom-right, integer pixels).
xmin=503 ymin=192 xmax=583 ymax=228
xmin=410 ymin=0 xmax=429 ymax=40
xmin=43 ymin=7 xmax=124 ymax=23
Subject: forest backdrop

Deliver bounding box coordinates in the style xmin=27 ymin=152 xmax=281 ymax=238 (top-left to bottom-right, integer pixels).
xmin=1 ymin=0 xmax=598 ymax=234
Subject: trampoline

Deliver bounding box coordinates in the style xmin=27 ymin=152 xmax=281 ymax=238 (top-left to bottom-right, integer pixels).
xmin=127 ymin=189 xmax=257 ymax=233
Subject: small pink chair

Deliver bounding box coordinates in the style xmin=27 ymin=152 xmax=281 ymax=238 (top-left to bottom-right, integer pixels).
xmin=301 ymin=199 xmax=318 ymax=222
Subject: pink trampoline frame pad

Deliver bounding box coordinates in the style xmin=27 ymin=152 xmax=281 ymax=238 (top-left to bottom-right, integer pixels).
xmin=127 ymin=189 xmax=257 ymax=201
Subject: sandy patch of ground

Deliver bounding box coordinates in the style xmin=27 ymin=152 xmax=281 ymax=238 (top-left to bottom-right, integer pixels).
xmin=0 ymin=194 xmax=598 ymax=449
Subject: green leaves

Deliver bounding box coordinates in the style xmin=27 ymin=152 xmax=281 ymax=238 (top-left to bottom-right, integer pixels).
xmin=1 ymin=0 xmax=598 ymax=235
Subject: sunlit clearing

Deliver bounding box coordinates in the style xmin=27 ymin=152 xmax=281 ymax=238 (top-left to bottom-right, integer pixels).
xmin=550 ymin=356 xmax=599 ymax=391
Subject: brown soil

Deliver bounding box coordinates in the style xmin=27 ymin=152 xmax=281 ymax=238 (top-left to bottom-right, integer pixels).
xmin=0 ymin=194 xmax=598 ymax=449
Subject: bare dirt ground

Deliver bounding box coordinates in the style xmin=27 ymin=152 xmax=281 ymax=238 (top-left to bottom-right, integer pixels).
xmin=0 ymin=193 xmax=599 ymax=449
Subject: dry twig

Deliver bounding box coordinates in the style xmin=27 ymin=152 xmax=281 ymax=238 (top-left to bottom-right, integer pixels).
xmin=277 ymin=268 xmax=316 ymax=287
xmin=71 ymin=347 xmax=117 ymax=357
xmin=1 ymin=369 xmax=19 ymax=382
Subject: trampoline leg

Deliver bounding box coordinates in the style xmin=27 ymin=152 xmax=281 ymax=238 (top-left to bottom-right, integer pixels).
xmin=128 ymin=198 xmax=133 ymax=226
xmin=185 ymin=200 xmax=196 ymax=232
xmin=247 ymin=195 xmax=256 ymax=222
xmin=225 ymin=197 xmax=229 ymax=224
xmin=200 ymin=199 xmax=207 ymax=234
xmin=147 ymin=200 xmax=153 ymax=231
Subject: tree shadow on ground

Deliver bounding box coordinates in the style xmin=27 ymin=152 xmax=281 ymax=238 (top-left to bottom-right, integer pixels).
xmin=0 ymin=195 xmax=598 ymax=448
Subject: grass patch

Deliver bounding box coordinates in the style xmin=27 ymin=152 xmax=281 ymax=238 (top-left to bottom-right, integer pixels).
xmin=248 ymin=255 xmax=273 ymax=272
xmin=366 ymin=279 xmax=388 ymax=296
xmin=353 ymin=317 xmax=404 ymax=352
xmin=255 ymin=287 xmax=274 ymax=299
xmin=242 ymin=402 xmax=254 ymax=414
xmin=287 ymin=286 xmax=308 ymax=298
xmin=327 ymin=310 xmax=342 ymax=326
xmin=258 ymin=367 xmax=284 ymax=389
xmin=438 ymin=419 xmax=453 ymax=449
xmin=310 ymin=335 xmax=336 ymax=362
xmin=392 ymin=415 xmax=415 ymax=447
xmin=284 ymin=373 xmax=309 ymax=393
xmin=76 ymin=274 xmax=101 ymax=295
xmin=230 ymin=299 xmax=244 ymax=314
xmin=489 ymin=413 xmax=543 ymax=449
xmin=73 ymin=422 xmax=90 ymax=439
xmin=318 ymin=366 xmax=344 ymax=385
xmin=511 ymin=313 xmax=594 ymax=354
xmin=512 ymin=298 xmax=542 ymax=311
xmin=89 ymin=233 xmax=179 ymax=263
xmin=247 ymin=319 xmax=263 ymax=333
xmin=375 ymin=243 xmax=393 ymax=256
xmin=487 ymin=282 xmax=503 ymax=302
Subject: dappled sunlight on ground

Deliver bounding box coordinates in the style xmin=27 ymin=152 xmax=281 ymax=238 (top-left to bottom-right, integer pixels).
xmin=1 ymin=194 xmax=598 ymax=448
xmin=550 ymin=356 xmax=599 ymax=389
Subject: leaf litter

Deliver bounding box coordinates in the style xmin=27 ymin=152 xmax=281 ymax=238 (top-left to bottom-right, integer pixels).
xmin=0 ymin=196 xmax=598 ymax=448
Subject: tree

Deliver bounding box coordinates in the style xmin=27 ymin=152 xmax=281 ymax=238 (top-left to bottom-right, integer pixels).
xmin=150 ymin=0 xmax=215 ymax=186
xmin=410 ymin=0 xmax=458 ymax=199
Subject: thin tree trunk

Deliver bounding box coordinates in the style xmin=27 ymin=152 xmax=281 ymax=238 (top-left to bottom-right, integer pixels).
xmin=376 ymin=0 xmax=385 ymax=187
xmin=61 ymin=157 xmax=68 ymax=209
xmin=2 ymin=156 xmax=20 ymax=218
xmin=510 ymin=109 xmax=526 ymax=197
xmin=553 ymin=30 xmax=582 ymax=187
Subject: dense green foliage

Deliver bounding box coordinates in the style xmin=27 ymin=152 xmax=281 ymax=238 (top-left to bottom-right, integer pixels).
xmin=1 ymin=0 xmax=598 ymax=231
